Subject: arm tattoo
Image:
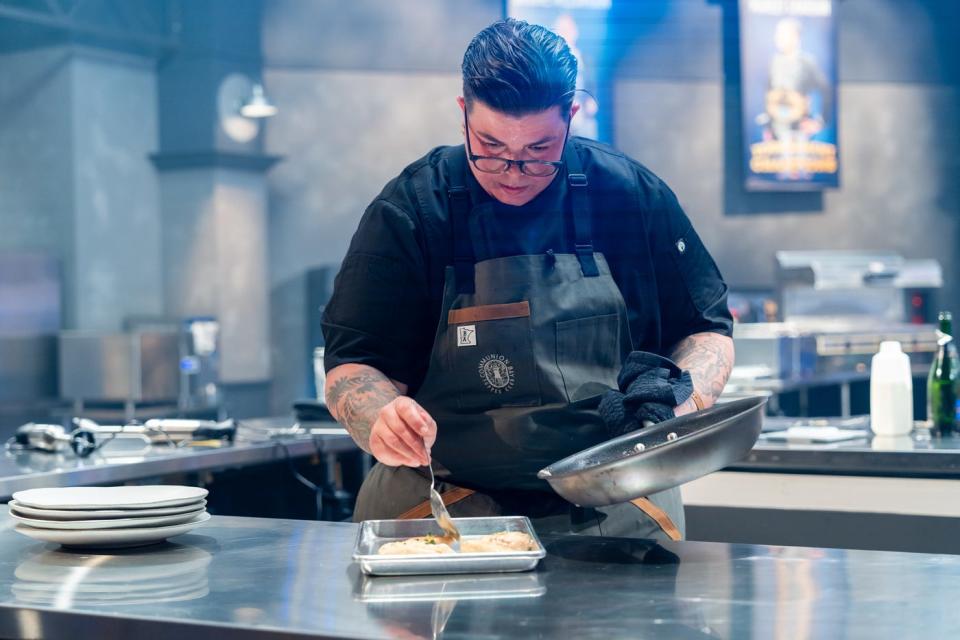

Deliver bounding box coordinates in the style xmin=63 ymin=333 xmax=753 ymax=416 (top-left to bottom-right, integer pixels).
xmin=669 ymin=332 xmax=735 ymax=406
xmin=325 ymin=368 xmax=400 ymax=453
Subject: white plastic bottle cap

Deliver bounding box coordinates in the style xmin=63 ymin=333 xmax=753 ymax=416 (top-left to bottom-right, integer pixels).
xmin=879 ymin=341 xmax=903 ymax=353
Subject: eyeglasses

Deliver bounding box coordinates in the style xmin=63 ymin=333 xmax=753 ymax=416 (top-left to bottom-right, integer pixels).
xmin=464 ymin=110 xmax=570 ymax=178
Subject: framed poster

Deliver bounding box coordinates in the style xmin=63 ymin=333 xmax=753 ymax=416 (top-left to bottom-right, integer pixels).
xmin=506 ymin=0 xmax=612 ymax=142
xmin=739 ymin=0 xmax=839 ymax=191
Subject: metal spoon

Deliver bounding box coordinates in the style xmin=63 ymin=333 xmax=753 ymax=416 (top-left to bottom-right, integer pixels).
xmin=426 ymin=452 xmax=461 ymax=551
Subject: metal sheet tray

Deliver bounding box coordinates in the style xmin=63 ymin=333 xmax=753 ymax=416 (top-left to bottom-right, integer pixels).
xmin=353 ymin=516 xmax=545 ymax=576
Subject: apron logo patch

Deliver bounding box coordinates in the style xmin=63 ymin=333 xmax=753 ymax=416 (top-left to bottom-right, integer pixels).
xmin=456 ymin=324 xmax=476 ymax=347
xmin=478 ymin=354 xmax=514 ymax=393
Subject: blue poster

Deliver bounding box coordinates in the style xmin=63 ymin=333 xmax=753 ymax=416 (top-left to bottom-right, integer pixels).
xmin=740 ymin=0 xmax=839 ymax=191
xmin=506 ymin=0 xmax=612 ymax=142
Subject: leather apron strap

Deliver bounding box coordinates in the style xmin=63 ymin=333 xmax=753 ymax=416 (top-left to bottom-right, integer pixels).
xmin=630 ymin=497 xmax=683 ymax=541
xmin=398 ymin=487 xmax=476 ymax=520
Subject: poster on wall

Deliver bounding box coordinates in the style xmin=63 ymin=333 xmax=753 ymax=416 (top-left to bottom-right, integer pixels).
xmin=739 ymin=0 xmax=839 ymax=191
xmin=506 ymin=0 xmax=612 ymax=142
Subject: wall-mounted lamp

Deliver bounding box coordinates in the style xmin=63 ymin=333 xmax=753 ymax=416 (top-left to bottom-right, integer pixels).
xmin=239 ymin=84 xmax=278 ymax=119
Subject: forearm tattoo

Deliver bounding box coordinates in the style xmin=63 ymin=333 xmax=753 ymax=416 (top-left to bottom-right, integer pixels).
xmin=669 ymin=332 xmax=735 ymax=406
xmin=325 ymin=367 xmax=400 ymax=453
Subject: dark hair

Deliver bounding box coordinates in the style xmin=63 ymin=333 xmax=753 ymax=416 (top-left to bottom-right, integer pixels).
xmin=461 ymin=18 xmax=577 ymax=117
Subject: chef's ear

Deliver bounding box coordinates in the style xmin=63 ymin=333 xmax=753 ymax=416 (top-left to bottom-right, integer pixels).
xmin=457 ymin=97 xmax=466 ymax=136
xmin=569 ymin=102 xmax=581 ymax=120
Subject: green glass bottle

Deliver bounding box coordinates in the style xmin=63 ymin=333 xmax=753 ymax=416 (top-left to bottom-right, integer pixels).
xmin=927 ymin=311 xmax=959 ymax=436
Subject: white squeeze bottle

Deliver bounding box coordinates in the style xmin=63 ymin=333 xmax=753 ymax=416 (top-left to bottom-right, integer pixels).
xmin=870 ymin=341 xmax=914 ymax=436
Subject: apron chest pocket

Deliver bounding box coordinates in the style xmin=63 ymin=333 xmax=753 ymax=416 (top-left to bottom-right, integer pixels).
xmin=556 ymin=313 xmax=621 ymax=403
xmin=447 ymin=302 xmax=541 ymax=411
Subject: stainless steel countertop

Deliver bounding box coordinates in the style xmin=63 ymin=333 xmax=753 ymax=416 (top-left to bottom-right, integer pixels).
xmin=0 ymin=511 xmax=957 ymax=639
xmin=735 ymin=418 xmax=960 ymax=477
xmin=0 ymin=419 xmax=354 ymax=500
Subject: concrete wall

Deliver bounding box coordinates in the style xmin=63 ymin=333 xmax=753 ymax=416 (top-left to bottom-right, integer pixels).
xmin=0 ymin=47 xmax=74 ymax=316
xmin=0 ymin=46 xmax=162 ymax=331
xmin=159 ymin=167 xmax=271 ymax=384
xmin=71 ymin=49 xmax=163 ymax=331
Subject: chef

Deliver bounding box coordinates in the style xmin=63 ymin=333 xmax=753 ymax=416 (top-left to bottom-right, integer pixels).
xmin=322 ymin=19 xmax=734 ymax=542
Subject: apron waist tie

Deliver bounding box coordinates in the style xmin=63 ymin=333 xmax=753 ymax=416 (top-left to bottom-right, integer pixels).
xmin=398 ymin=487 xmax=476 ymax=520
xmin=629 ymin=497 xmax=683 ymax=541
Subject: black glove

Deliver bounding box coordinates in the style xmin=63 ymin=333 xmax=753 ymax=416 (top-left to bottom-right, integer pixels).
xmin=598 ymin=351 xmax=694 ymax=437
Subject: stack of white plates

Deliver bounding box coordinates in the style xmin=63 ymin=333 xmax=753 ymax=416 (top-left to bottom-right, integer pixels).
xmin=9 ymin=486 xmax=211 ymax=549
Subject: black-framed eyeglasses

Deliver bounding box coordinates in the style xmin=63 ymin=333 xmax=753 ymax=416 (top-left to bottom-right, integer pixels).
xmin=464 ymin=109 xmax=570 ymax=178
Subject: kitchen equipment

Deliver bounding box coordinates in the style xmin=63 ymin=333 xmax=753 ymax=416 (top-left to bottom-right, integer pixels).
xmin=353 ymin=516 xmax=545 ymax=576
xmin=179 ymin=317 xmax=221 ymax=411
xmin=775 ymin=251 xmax=941 ymax=324
xmin=9 ymin=485 xmax=210 ymax=549
xmin=8 ymin=418 xmax=235 ymax=458
xmin=13 ymin=513 xmax=210 ymax=549
xmin=732 ymin=321 xmax=937 ymax=381
xmin=8 ymin=500 xmax=207 ymax=521
xmin=59 ymin=329 xmax=180 ymax=419
xmin=731 ymin=251 xmax=943 ymax=385
xmin=537 ymin=396 xmax=767 ymax=508
xmin=12 ymin=486 xmax=208 ymax=510
xmin=9 ymin=508 xmax=206 ymax=530
xmin=428 ymin=460 xmax=461 ymax=550
xmin=73 ymin=417 xmax=235 ymax=451
xmin=9 ymin=423 xmax=97 ymax=456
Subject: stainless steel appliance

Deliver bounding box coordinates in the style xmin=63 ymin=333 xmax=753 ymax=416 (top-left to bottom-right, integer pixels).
xmin=58 ymin=330 xmax=180 ymax=419
xmin=733 ymin=251 xmax=943 ymax=381
xmin=178 ymin=317 xmax=221 ymax=412
xmin=775 ymin=250 xmax=942 ymax=324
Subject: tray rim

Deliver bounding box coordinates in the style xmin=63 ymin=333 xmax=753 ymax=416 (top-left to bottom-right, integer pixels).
xmin=352 ymin=515 xmax=547 ymax=563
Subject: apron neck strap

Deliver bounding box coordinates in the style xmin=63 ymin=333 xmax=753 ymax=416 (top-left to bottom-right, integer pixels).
xmin=446 ymin=141 xmax=599 ymax=296
xmin=447 ymin=149 xmax=476 ymax=295
xmin=564 ymin=142 xmax=600 ymax=278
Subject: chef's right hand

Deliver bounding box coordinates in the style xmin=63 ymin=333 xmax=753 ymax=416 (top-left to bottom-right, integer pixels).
xmin=369 ymin=396 xmax=437 ymax=467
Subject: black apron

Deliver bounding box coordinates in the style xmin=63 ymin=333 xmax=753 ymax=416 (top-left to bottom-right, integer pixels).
xmin=354 ymin=144 xmax=684 ymax=541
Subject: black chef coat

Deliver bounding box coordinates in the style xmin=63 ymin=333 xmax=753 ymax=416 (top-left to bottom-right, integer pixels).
xmin=322 ymin=137 xmax=732 ymax=394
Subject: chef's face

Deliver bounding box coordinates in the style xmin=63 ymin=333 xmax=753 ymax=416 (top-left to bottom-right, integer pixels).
xmin=458 ymin=97 xmax=577 ymax=207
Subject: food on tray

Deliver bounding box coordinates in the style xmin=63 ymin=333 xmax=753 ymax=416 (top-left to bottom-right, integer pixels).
xmin=377 ymin=535 xmax=456 ymax=555
xmin=376 ymin=531 xmax=537 ymax=555
xmin=460 ymin=531 xmax=538 ymax=553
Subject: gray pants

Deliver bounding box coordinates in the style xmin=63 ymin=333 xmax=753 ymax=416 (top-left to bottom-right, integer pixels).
xmin=354 ymin=463 xmax=685 ymax=543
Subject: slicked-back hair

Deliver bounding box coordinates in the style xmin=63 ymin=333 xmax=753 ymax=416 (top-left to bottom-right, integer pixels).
xmin=462 ymin=18 xmax=577 ymax=117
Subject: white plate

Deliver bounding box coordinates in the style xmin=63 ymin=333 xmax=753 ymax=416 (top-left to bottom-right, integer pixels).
xmin=9 ymin=499 xmax=207 ymax=520
xmin=9 ymin=508 xmax=206 ymax=530
xmin=14 ymin=512 xmax=211 ymax=548
xmin=12 ymin=486 xmax=208 ymax=510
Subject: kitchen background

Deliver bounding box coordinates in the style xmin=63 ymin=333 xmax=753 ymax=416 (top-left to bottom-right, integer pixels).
xmin=1 ymin=0 xmax=958 ymax=428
